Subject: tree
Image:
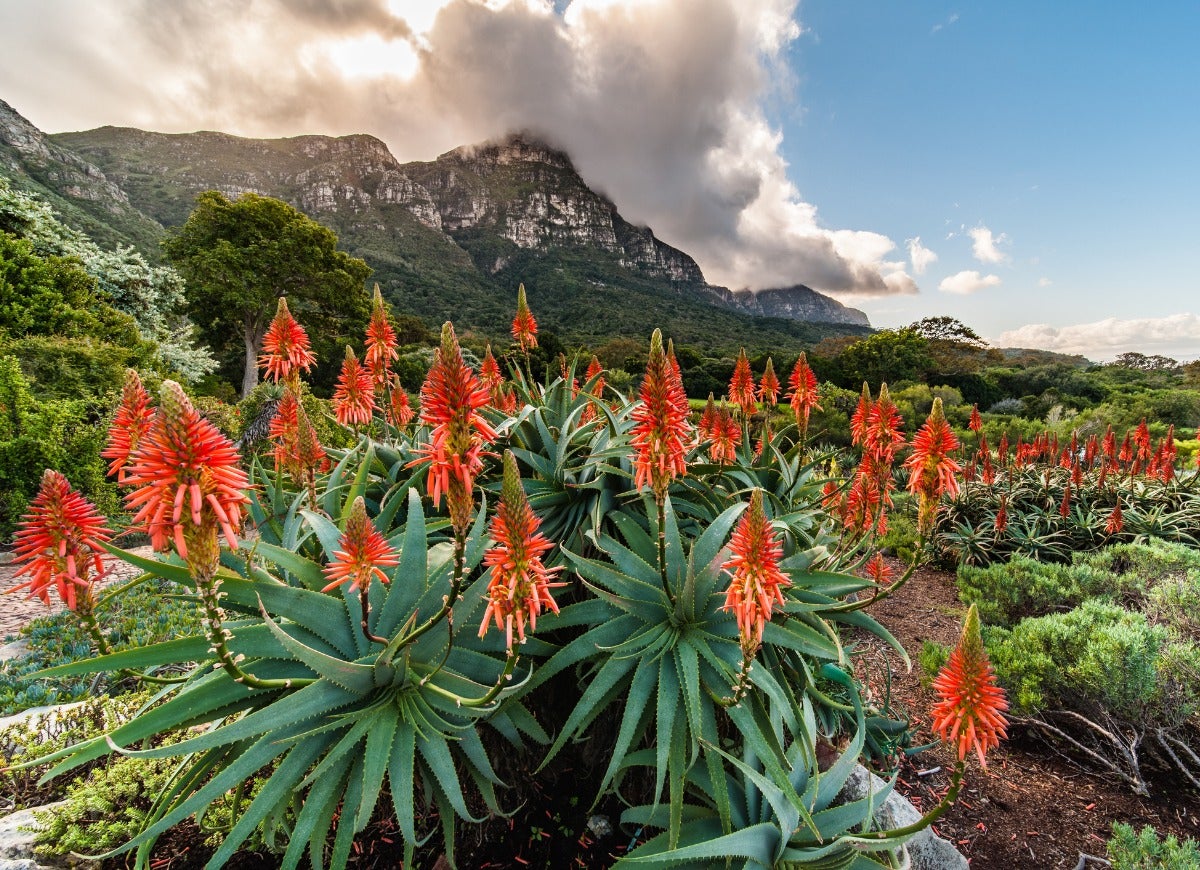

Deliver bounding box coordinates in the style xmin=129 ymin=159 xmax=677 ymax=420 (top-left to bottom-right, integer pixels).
xmin=837 ymin=329 xmax=929 ymax=388
xmin=163 ymin=192 xmax=372 ymax=396
xmin=1112 ymin=351 xmax=1180 ymax=372
xmin=908 ymin=316 xmax=988 ymax=348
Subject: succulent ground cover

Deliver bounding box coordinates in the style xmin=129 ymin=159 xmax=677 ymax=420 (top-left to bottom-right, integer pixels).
xmin=3 ymin=287 xmax=1197 ymax=869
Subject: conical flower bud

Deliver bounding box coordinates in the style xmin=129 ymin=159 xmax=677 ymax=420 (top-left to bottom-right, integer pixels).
xmin=102 ymin=369 xmax=154 ymax=483
xmin=930 ymin=604 xmax=1008 ymax=769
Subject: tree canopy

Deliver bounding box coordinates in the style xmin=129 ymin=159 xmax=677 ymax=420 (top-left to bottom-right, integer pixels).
xmin=163 ymin=191 xmax=372 ymax=396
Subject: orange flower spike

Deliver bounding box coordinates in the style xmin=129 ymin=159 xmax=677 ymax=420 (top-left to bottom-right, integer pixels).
xmin=259 ymin=297 xmax=316 ymax=384
xmin=904 ymin=397 xmax=962 ymax=536
xmin=364 ymin=285 xmax=399 ymax=390
xmin=479 ymin=452 xmax=566 ymax=652
xmin=9 ymin=470 xmax=110 ymax=610
xmin=865 ymin=384 xmax=906 ymax=463
xmin=930 ymin=604 xmax=1008 ymax=769
xmin=787 ymin=352 xmax=822 ymax=437
xmin=994 ymin=496 xmax=1008 ymax=535
xmin=699 ymin=393 xmax=718 ymax=438
xmin=102 ymin=369 xmax=155 ymax=483
xmin=321 ymin=496 xmax=399 ymax=594
xmin=123 ymin=381 xmax=249 ymax=564
xmin=630 ymin=329 xmax=693 ymax=498
xmin=722 ymin=490 xmax=791 ymax=653
xmin=512 ymin=282 xmax=538 ymax=352
xmin=728 ymin=348 xmax=757 ymax=416
xmin=709 ymin=407 xmax=741 ymax=466
xmin=415 ymin=322 xmax=497 ymax=533
xmin=585 ymin=355 xmax=604 ymax=394
xmin=849 ymin=383 xmax=871 ymax=447
xmin=758 ymin=357 xmax=780 ymax=408
xmin=1105 ymin=500 xmax=1124 ymax=535
xmin=332 ymin=345 xmax=377 ymax=427
xmin=388 ymin=388 xmax=415 ymax=430
xmin=968 ymin=404 xmax=982 ymax=433
xmin=1059 ymin=481 xmax=1072 ymax=518
xmin=865 ymin=552 xmax=893 ymax=586
xmin=480 ymin=344 xmax=503 ymax=395
xmin=268 ymin=388 xmax=302 ymax=474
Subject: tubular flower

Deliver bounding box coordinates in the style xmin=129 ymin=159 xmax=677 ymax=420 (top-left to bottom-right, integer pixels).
xmin=758 ymin=357 xmax=780 ymax=408
xmin=388 ymin=388 xmax=415 ymax=430
xmin=480 ymin=344 xmax=503 ymax=401
xmin=904 ymin=397 xmax=962 ymax=536
xmin=364 ymin=284 xmax=399 ymax=390
xmin=322 ymin=497 xmax=399 ymax=593
xmin=102 ymin=369 xmax=154 ymax=483
xmin=123 ymin=381 xmax=249 ymax=570
xmin=269 ymin=388 xmax=326 ymax=487
xmin=259 ymin=297 xmax=316 ymax=384
xmin=930 ymin=604 xmax=1008 ymax=769
xmin=728 ymin=348 xmax=757 ymax=416
xmin=865 ymin=552 xmax=893 ymax=586
xmin=480 ymin=452 xmax=566 ymax=652
xmin=709 ymin=407 xmax=741 ymax=466
xmin=864 ymin=384 xmax=906 ymax=463
xmin=9 ymin=470 xmax=110 ymax=610
xmin=1105 ymin=500 xmax=1124 ymax=535
xmin=630 ymin=329 xmax=693 ymax=499
xmin=414 ymin=322 xmax=498 ymax=533
xmin=332 ymin=346 xmax=377 ymax=427
xmin=968 ymin=404 xmax=982 ymax=433
xmin=511 ymin=282 xmax=538 ymax=352
xmin=722 ymin=490 xmax=791 ymax=653
xmin=581 ymin=355 xmax=605 ymax=423
xmin=787 ymin=352 xmax=822 ymax=439
xmin=699 ymin=393 xmax=718 ymax=438
xmin=1059 ymin=481 xmax=1072 ymax=518
xmin=849 ymin=383 xmax=872 ymax=447
xmin=994 ymin=496 xmax=1008 ymax=535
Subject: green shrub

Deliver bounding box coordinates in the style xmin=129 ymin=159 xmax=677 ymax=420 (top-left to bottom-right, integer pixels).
xmin=957 ymin=554 xmax=1082 ymax=627
xmin=1076 ymin=539 xmax=1200 ymax=604
xmin=1107 ymin=822 xmax=1200 ymax=869
xmin=876 ymin=497 xmax=920 ymax=564
xmin=917 ymin=640 xmax=949 ymax=689
xmin=985 ymin=600 xmax=1198 ymax=722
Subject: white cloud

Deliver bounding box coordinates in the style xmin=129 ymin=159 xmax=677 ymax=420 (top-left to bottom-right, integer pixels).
xmin=930 ymin=12 xmax=959 ymax=34
xmin=0 ymin=0 xmax=917 ymax=297
xmin=906 ymin=236 xmax=938 ymax=275
xmin=939 ymin=270 xmax=1001 ymax=295
xmin=968 ymin=225 xmax=1009 ymax=264
xmin=995 ymin=314 xmax=1200 ymax=359
xmin=1038 ymin=277 xmax=1052 ymax=287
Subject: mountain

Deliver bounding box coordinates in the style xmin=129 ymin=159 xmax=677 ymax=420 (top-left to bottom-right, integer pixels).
xmin=3 ymin=99 xmax=870 ymax=353
xmin=0 ymin=99 xmax=163 ymax=252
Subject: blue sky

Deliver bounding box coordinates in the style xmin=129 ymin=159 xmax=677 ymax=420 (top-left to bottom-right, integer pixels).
xmin=1 ymin=0 xmax=1196 ymax=359
xmin=778 ymin=2 xmax=1200 ymax=354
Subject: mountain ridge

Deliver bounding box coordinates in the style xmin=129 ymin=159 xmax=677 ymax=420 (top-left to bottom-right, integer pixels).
xmin=2 ymin=97 xmax=872 ymax=354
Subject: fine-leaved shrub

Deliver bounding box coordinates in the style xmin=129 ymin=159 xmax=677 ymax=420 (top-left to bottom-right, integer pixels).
xmin=1107 ymin=822 xmax=1200 ymax=870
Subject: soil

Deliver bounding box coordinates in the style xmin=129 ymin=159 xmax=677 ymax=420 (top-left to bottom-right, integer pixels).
xmin=3 ymin=553 xmax=1198 ymax=868
xmin=853 ymin=557 xmax=1200 ymax=869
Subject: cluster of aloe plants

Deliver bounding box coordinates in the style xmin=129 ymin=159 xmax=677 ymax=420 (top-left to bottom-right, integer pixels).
xmin=6 ymin=292 xmax=1004 ymax=869
xmin=936 ymin=420 xmax=1200 ymax=566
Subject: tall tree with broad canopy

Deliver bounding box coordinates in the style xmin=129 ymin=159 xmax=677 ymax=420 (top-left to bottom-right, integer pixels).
xmin=163 ymin=191 xmax=372 ymax=396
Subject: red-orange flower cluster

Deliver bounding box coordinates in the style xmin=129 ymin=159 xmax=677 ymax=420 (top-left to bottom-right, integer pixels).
xmin=864 ymin=552 xmax=893 ymax=586
xmin=364 ymin=285 xmax=398 ymax=390
xmin=102 ymin=369 xmax=154 ymax=483
xmin=415 ymin=322 xmax=498 ymax=533
xmin=728 ymin=348 xmax=757 ymax=417
xmin=1105 ymin=499 xmax=1124 ymax=535
xmin=259 ymin=297 xmax=315 ymax=384
xmin=930 ymin=604 xmax=1008 ymax=769
xmin=758 ymin=358 xmax=780 ymax=408
xmin=723 ymin=490 xmax=791 ymax=653
xmin=581 ymin=355 xmax=605 ymax=423
xmin=479 ymin=452 xmax=565 ymax=652
xmin=512 ymin=283 xmax=538 ymax=352
xmin=9 ymin=470 xmax=110 ymax=610
xmin=480 ymin=344 xmax=503 ymax=404
xmin=787 ymin=353 xmax=822 ymax=441
xmin=269 ymin=388 xmax=326 ymax=487
xmin=631 ymin=330 xmax=693 ymax=498
xmin=388 ymin=388 xmax=415 ymax=430
xmin=332 ymin=346 xmax=376 ymax=427
xmin=322 ymin=496 xmax=399 ymax=593
xmin=123 ymin=381 xmax=249 ymax=565
xmin=904 ymin=397 xmax=962 ymax=536
xmin=708 ymin=406 xmax=740 ymax=466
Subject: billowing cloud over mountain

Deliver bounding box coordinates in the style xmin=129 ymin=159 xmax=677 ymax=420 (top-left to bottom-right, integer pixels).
xmin=0 ymin=0 xmax=915 ymax=297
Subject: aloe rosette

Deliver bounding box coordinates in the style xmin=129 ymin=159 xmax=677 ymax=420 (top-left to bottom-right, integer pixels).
xmin=19 ymin=488 xmax=543 ymax=869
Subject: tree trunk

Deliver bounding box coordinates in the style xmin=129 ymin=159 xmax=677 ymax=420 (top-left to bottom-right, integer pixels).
xmin=242 ymin=323 xmax=261 ymax=398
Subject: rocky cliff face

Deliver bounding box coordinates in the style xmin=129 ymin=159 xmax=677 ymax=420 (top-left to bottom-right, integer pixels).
xmin=717 ymin=285 xmax=870 ymax=328
xmin=45 ymin=121 xmax=869 ymax=330
xmin=0 ymin=100 xmax=163 ymax=250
